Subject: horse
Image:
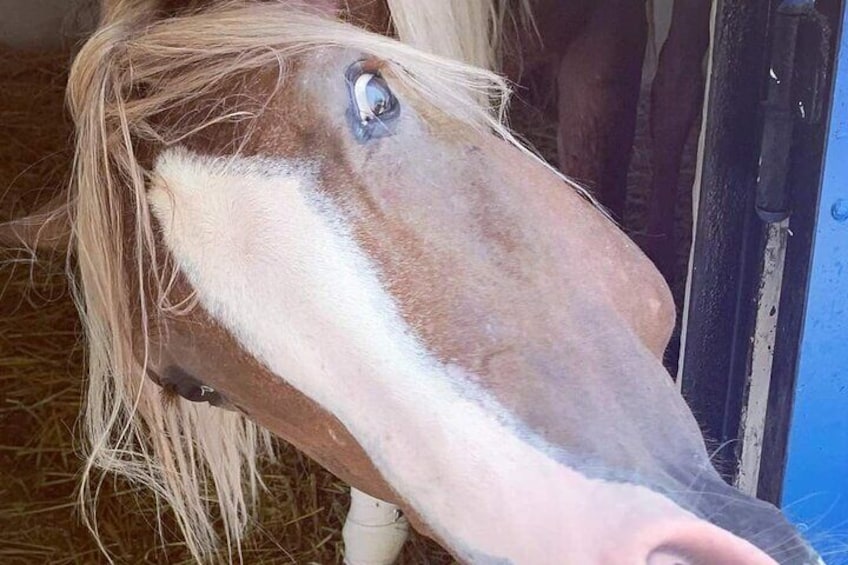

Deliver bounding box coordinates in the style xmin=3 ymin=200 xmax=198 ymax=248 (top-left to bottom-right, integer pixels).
xmin=505 ymin=0 xmax=712 ymax=287
xmin=0 ymin=0 xmax=825 ymax=563
xmin=502 ymin=0 xmax=650 ymax=223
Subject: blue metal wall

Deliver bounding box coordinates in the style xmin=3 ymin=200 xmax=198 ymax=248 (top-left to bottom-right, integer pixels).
xmin=782 ymin=3 xmax=848 ymax=560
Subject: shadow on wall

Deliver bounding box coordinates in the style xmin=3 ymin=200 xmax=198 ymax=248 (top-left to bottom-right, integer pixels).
xmin=0 ymin=0 xmax=98 ymax=50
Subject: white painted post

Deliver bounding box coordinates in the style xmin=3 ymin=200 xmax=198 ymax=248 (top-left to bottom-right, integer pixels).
xmin=343 ymin=487 xmax=409 ymax=565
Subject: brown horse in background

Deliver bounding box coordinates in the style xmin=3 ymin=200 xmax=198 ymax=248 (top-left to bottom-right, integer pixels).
xmin=507 ymin=0 xmax=711 ymax=285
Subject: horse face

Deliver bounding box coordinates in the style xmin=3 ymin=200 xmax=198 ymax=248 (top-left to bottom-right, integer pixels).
xmin=144 ymin=48 xmax=820 ymax=564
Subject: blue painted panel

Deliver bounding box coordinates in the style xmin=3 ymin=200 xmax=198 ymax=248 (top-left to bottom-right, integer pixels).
xmin=782 ymin=4 xmax=848 ymax=561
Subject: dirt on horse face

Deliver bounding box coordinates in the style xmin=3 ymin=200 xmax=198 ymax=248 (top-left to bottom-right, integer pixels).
xmin=37 ymin=2 xmax=822 ymax=564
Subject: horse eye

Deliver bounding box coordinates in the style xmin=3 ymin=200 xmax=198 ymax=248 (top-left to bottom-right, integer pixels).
xmin=346 ymin=62 xmax=400 ymax=141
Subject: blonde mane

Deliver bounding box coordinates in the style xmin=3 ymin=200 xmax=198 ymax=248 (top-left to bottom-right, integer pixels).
xmin=386 ymin=0 xmax=535 ymax=72
xmin=69 ymin=1 xmax=533 ymax=561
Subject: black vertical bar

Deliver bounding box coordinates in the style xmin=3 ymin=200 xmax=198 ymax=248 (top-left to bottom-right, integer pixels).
xmin=758 ymin=0 xmax=840 ymax=505
xmin=680 ymin=0 xmax=773 ymax=479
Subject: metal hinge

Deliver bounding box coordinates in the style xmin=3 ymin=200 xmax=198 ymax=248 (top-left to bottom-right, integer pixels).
xmin=755 ymin=0 xmax=832 ymax=223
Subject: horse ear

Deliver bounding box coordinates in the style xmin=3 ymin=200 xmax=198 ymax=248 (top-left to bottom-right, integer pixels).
xmin=0 ymin=193 xmax=72 ymax=253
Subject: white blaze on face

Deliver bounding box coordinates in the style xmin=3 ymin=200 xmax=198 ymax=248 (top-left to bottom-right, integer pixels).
xmin=147 ymin=147 xmax=776 ymax=564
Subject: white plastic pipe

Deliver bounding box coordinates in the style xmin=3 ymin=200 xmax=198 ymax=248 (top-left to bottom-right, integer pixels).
xmin=343 ymin=487 xmax=409 ymax=565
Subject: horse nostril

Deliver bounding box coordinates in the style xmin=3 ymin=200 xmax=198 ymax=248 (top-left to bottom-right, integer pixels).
xmin=647 ymin=549 xmax=691 ymax=565
xmin=639 ymin=521 xmax=778 ymax=565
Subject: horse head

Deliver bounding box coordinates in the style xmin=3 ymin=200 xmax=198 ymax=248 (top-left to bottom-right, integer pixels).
xmin=4 ymin=1 xmax=822 ymax=563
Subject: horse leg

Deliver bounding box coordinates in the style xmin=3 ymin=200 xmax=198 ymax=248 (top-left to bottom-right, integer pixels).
xmin=342 ymin=487 xmax=409 ymax=565
xmin=556 ymin=0 xmax=648 ymax=220
xmin=644 ymin=0 xmax=711 ymax=284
